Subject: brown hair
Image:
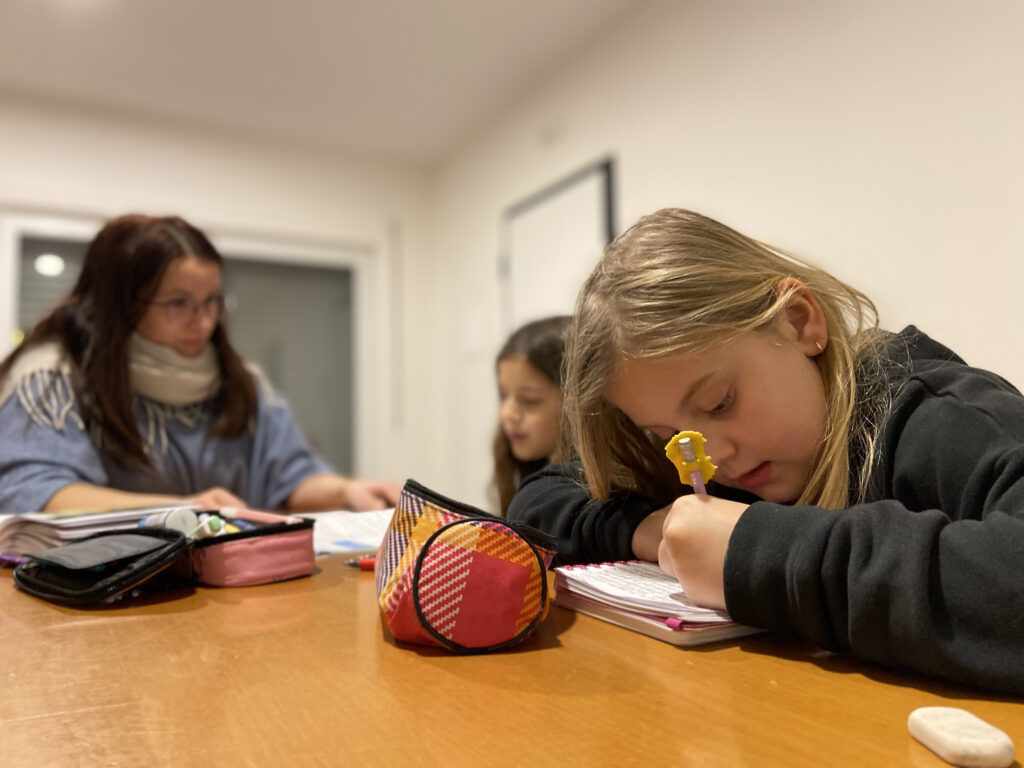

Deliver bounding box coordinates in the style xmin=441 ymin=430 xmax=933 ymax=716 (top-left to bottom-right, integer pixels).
xmin=491 ymin=315 xmax=571 ymax=515
xmin=0 ymin=214 xmax=256 ymax=470
xmin=564 ymin=209 xmax=889 ymax=508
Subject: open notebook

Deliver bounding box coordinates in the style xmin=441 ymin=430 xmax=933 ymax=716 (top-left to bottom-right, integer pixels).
xmin=553 ymin=560 xmax=764 ymax=647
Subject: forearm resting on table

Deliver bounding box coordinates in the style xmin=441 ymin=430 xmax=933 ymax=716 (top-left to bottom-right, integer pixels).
xmin=286 ymin=473 xmax=398 ymax=512
xmin=45 ymin=482 xmax=198 ymax=512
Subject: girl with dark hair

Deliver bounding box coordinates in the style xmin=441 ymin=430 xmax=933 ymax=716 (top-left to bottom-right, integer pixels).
xmin=0 ymin=214 xmax=399 ymax=513
xmin=490 ymin=315 xmax=570 ymax=516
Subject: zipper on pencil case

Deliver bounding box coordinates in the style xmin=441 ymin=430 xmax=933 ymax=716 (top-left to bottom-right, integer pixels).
xmin=99 ymin=554 xmax=188 ymax=605
xmin=403 ymin=479 xmax=558 ymax=550
xmin=193 ymin=515 xmax=313 ymax=547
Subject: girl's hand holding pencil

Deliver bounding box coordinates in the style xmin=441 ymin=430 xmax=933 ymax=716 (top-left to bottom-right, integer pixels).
xmin=658 ymin=429 xmax=745 ymax=609
xmin=657 ymin=494 xmax=747 ymax=610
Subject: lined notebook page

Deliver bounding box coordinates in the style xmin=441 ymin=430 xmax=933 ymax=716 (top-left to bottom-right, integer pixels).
xmin=555 ymin=561 xmax=731 ymax=623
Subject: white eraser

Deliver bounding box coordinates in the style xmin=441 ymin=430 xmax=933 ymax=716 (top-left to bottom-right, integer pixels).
xmin=908 ymin=706 xmax=1015 ymax=768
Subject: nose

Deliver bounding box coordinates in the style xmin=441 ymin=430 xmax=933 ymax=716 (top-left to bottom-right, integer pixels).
xmin=190 ymin=311 xmax=218 ymax=333
xmin=501 ymin=398 xmax=521 ymax=425
xmin=699 ymin=427 xmax=736 ymax=468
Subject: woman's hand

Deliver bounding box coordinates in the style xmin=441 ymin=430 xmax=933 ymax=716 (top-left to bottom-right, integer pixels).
xmin=657 ymin=494 xmax=748 ymax=610
xmin=286 ymin=473 xmax=402 ymax=512
xmin=339 ymin=479 xmax=402 ymax=511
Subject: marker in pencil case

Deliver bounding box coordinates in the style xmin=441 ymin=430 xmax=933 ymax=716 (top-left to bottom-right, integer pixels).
xmin=664 ymin=430 xmax=717 ymax=495
xmin=139 ymin=507 xmax=199 ymax=535
xmin=225 ymin=517 xmax=257 ymax=532
xmin=140 ymin=509 xmax=237 ymax=538
xmin=191 ymin=513 xmax=226 ymax=539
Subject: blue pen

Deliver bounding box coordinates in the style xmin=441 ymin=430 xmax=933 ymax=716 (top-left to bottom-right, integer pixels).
xmin=229 ymin=518 xmax=258 ymax=531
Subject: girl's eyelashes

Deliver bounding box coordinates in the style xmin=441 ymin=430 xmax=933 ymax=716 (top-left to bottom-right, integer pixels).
xmin=499 ymin=391 xmax=543 ymax=408
xmin=706 ymin=390 xmax=734 ymax=416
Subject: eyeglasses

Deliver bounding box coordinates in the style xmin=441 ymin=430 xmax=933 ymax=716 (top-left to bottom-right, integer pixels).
xmin=149 ymin=294 xmax=225 ymax=325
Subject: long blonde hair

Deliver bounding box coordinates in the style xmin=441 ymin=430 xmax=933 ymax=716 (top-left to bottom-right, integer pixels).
xmin=564 ymin=208 xmax=889 ymax=509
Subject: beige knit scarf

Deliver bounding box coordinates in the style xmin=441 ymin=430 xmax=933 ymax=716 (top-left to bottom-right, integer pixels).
xmin=127 ymin=333 xmax=220 ymax=406
xmin=0 ymin=334 xmax=221 ymax=432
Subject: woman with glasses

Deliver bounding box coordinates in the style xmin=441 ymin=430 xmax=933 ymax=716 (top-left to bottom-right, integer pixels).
xmin=0 ymin=214 xmax=400 ymax=514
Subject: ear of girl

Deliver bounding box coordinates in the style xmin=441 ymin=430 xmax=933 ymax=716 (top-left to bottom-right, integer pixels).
xmin=775 ymin=277 xmax=829 ymax=357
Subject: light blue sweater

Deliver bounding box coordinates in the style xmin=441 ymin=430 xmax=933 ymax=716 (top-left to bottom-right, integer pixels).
xmin=0 ymin=373 xmax=331 ymax=513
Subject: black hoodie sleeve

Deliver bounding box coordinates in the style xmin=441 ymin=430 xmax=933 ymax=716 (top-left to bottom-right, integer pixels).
xmin=724 ymin=360 xmax=1024 ymax=694
xmin=506 ymin=461 xmax=664 ymax=566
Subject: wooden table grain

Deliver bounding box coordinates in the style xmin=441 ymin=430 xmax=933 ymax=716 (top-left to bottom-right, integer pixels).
xmin=2 ymin=558 xmax=1021 ymax=767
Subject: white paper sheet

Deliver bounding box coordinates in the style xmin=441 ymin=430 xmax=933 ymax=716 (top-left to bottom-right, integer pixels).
xmin=299 ymin=508 xmax=395 ymax=556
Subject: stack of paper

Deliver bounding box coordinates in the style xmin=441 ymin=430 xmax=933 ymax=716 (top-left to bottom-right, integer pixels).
xmin=554 ymin=560 xmax=763 ymax=646
xmin=0 ymin=505 xmax=190 ymax=558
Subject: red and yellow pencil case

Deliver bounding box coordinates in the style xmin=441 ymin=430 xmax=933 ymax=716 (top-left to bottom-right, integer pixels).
xmin=375 ymin=479 xmax=554 ymax=653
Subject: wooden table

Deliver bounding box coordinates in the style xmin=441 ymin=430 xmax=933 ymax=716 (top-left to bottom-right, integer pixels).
xmin=2 ymin=558 xmax=1021 ymax=767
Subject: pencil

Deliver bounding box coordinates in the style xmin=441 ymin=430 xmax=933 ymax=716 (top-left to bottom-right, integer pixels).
xmin=677 ymin=437 xmax=708 ymax=495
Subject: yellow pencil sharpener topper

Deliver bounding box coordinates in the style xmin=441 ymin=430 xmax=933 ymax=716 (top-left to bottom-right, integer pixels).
xmin=664 ymin=430 xmax=717 ymax=488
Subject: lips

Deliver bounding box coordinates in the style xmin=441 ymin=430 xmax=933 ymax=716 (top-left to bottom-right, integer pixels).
xmin=178 ymin=339 xmax=207 ymax=356
xmin=737 ymin=461 xmax=771 ymax=490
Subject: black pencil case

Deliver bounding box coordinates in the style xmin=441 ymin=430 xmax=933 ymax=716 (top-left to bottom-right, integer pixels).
xmin=12 ymin=528 xmax=192 ymax=606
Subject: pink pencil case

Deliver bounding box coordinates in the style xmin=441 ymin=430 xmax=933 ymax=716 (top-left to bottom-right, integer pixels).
xmin=191 ymin=512 xmax=315 ymax=587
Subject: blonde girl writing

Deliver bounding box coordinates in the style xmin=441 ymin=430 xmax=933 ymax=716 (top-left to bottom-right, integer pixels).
xmin=514 ymin=208 xmax=1024 ymax=694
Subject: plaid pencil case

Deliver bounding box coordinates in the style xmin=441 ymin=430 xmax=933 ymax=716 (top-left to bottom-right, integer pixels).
xmin=375 ymin=479 xmax=555 ymax=653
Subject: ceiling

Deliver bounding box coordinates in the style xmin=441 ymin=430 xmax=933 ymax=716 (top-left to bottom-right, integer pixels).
xmin=0 ymin=0 xmax=641 ymax=166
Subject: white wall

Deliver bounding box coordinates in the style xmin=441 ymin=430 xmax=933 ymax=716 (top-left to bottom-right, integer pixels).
xmin=432 ymin=0 xmax=1024 ymax=508
xmin=0 ymin=95 xmax=442 ymax=488
xmin=3 ymin=1 xmax=1022 ymax=511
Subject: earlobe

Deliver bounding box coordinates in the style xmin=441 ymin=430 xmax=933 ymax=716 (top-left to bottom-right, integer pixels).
xmin=775 ymin=278 xmax=829 ymax=357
